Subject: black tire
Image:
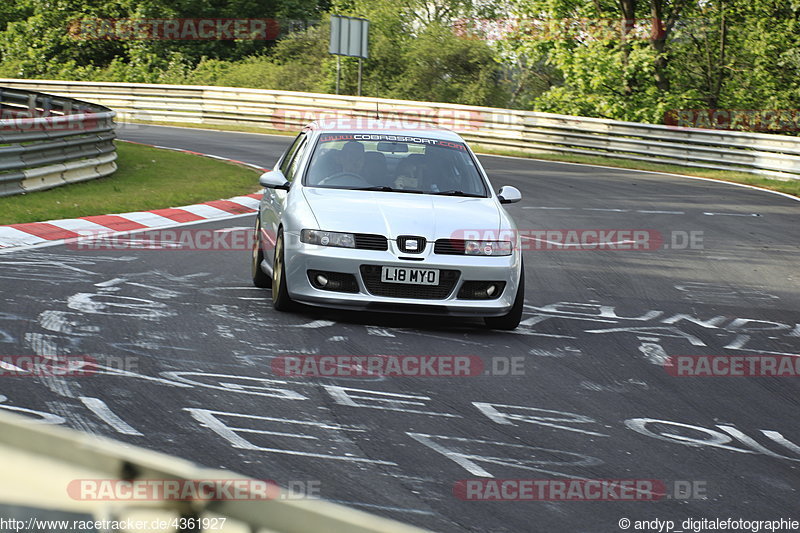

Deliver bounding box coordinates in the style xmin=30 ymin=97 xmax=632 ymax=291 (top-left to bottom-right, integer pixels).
xmin=251 ymin=217 xmax=271 ymax=288
xmin=484 ymin=261 xmax=525 ymax=330
xmin=271 ymin=229 xmax=295 ymax=311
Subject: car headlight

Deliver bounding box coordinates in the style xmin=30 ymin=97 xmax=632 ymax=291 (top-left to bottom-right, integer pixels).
xmin=464 ymin=240 xmax=512 ymax=256
xmin=301 ymin=229 xmax=355 ymax=248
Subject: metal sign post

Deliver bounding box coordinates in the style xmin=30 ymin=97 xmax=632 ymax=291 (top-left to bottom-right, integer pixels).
xmin=329 ymin=15 xmax=369 ymax=96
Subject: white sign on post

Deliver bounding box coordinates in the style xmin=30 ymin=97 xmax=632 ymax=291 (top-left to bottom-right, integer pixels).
xmin=329 ymin=15 xmax=369 ymax=58
xmin=329 ymin=15 xmax=370 ymax=96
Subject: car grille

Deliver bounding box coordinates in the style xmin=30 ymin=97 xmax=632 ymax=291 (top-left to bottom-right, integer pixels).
xmin=359 ymin=265 xmax=460 ymax=299
xmin=433 ymin=239 xmax=466 ymax=255
xmin=397 ymin=235 xmax=427 ymax=254
xmin=354 ymin=233 xmax=389 ymax=251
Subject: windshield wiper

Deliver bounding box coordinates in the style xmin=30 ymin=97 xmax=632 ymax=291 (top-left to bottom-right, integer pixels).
xmin=431 ymin=190 xmax=485 ymax=197
xmin=353 ymin=186 xmax=423 ymax=194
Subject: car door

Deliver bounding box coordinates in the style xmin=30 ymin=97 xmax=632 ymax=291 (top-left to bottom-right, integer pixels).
xmin=262 ymin=131 xmax=309 ymax=265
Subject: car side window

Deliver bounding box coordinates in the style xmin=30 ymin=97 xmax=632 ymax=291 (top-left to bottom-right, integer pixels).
xmin=283 ymin=135 xmax=309 ymax=182
xmin=279 ymin=133 xmax=306 ymax=176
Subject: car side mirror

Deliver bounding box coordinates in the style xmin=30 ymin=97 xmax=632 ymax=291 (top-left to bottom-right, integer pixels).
xmin=497 ymin=185 xmax=522 ymax=204
xmin=259 ymin=170 xmax=290 ymax=191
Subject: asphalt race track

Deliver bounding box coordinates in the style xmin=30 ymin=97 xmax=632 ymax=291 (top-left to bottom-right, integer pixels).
xmin=1 ymin=124 xmax=798 ymax=532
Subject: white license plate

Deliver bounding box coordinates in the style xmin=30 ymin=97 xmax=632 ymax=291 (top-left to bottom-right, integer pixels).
xmin=381 ymin=266 xmax=440 ymax=285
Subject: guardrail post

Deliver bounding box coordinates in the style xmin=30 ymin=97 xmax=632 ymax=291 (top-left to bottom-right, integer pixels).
xmin=27 ymin=93 xmax=37 ymax=117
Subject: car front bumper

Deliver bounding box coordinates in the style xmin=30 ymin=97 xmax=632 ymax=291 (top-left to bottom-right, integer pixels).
xmin=282 ymin=231 xmax=522 ymax=317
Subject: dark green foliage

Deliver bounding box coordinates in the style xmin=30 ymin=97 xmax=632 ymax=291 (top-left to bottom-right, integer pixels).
xmin=0 ymin=0 xmax=797 ymax=122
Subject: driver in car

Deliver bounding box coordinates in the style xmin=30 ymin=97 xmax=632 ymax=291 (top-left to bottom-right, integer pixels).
xmin=339 ymin=140 xmax=366 ymax=178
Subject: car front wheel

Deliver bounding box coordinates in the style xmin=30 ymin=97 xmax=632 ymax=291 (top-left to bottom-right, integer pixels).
xmin=271 ymin=228 xmax=295 ymax=311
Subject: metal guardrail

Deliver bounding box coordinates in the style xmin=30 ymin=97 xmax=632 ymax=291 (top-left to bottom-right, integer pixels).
xmin=0 ymin=86 xmax=117 ymax=197
xmin=0 ymin=410 xmax=430 ymax=533
xmin=3 ymin=78 xmax=799 ymax=180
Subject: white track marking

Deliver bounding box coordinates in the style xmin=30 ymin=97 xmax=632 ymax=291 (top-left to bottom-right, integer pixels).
xmin=0 ymin=397 xmax=66 ymax=425
xmin=587 ymin=325 xmax=706 ymax=346
xmin=717 ymin=426 xmax=800 ymax=462
xmin=67 ymin=293 xmax=172 ymax=319
xmin=293 ymin=320 xmax=336 ymax=328
xmin=366 ymin=327 xmax=396 ymax=337
xmin=213 ymin=226 xmax=251 ymax=233
xmin=474 ymin=402 xmax=608 ymax=437
xmin=114 ymin=211 xmax=178 ymax=227
xmin=95 ymin=277 xmax=126 ymax=288
xmin=0 ymin=360 xmax=25 ymax=372
xmin=324 ymin=386 xmax=460 ymax=417
xmin=24 ymin=333 xmax=59 ymax=360
xmin=38 ymin=310 xmax=100 ymax=336
xmin=0 ymin=226 xmax=46 ymax=246
xmin=41 ymin=218 xmax=110 ymax=233
xmin=185 ymin=408 xmax=396 ymax=465
xmin=638 ymin=340 xmax=670 ymax=366
xmin=702 ymin=212 xmax=760 ymax=217
xmin=226 ymin=196 xmax=261 ymax=209
xmin=79 ymin=397 xmax=143 ymax=436
xmin=762 ymin=431 xmax=800 ymax=456
xmin=160 ymin=372 xmax=308 ymax=399
xmin=177 ymin=204 xmax=234 ymax=218
xmin=406 ymin=433 xmax=601 ymax=478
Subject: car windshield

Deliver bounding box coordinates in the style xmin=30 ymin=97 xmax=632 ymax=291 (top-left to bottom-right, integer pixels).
xmin=303 ymin=133 xmax=488 ymax=197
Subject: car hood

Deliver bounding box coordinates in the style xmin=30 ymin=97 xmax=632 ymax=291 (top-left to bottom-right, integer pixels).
xmin=302 ymin=188 xmax=502 ymax=239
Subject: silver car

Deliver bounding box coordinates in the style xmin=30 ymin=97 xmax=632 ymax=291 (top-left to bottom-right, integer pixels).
xmin=251 ymin=121 xmax=525 ymax=329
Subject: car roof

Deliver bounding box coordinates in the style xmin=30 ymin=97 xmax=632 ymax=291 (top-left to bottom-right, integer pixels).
xmin=304 ymin=118 xmax=465 ymax=142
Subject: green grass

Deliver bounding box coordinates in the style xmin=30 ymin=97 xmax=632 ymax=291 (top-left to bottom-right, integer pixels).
xmin=0 ymin=141 xmax=261 ymax=225
xmin=123 ymin=119 xmax=800 ymax=198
